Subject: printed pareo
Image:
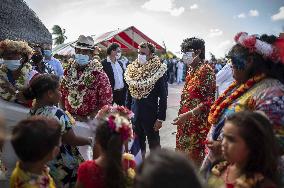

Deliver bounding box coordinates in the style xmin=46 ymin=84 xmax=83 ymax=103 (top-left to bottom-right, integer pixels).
xmin=176 ymin=63 xmax=216 ymax=163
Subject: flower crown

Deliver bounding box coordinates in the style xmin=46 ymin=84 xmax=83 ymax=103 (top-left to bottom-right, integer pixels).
xmin=106 ymin=114 xmax=132 ymax=142
xmin=234 ymin=32 xmax=280 ymax=63
xmin=96 ymin=105 xmax=134 ymax=142
xmin=96 ymin=105 xmax=134 ymax=119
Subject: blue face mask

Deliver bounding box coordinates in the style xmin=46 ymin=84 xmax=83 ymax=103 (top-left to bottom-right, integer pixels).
xmin=3 ymin=60 xmax=21 ymax=71
xmin=75 ymin=54 xmax=90 ymax=66
xmin=44 ymin=50 xmax=52 ymax=58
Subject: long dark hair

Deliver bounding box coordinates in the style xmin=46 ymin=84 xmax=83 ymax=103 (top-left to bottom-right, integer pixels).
xmin=226 ymin=111 xmax=280 ymax=183
xmin=228 ymin=34 xmax=284 ymax=84
xmin=95 ymin=119 xmax=126 ymax=188
xmin=22 ymin=74 xmax=59 ymax=100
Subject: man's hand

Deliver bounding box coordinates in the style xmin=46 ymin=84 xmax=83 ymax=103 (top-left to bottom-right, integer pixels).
xmin=154 ymin=120 xmax=163 ymax=131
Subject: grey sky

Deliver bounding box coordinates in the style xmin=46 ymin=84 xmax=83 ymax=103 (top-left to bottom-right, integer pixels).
xmin=25 ymin=0 xmax=284 ymax=58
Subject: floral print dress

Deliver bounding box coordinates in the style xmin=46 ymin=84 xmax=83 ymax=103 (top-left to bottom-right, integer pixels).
xmin=176 ymin=63 xmax=216 ymax=164
xmin=29 ymin=106 xmax=84 ymax=188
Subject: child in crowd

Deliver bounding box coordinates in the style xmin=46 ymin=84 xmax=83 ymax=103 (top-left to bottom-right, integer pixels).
xmin=22 ymin=74 xmax=92 ymax=187
xmin=75 ymin=112 xmax=135 ymax=188
xmin=209 ymin=111 xmax=279 ymax=188
xmin=133 ymin=149 xmax=204 ymax=188
xmin=10 ymin=116 xmax=61 ymax=188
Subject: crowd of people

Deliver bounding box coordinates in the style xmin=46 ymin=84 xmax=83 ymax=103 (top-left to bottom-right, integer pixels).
xmin=0 ymin=30 xmax=283 ymax=188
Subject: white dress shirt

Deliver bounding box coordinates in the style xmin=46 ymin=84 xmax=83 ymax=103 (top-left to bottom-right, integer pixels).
xmin=107 ymin=56 xmax=124 ymax=90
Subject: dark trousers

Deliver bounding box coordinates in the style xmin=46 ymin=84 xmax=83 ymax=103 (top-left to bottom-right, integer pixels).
xmin=134 ymin=120 xmax=160 ymax=153
xmin=113 ymin=88 xmax=126 ymax=106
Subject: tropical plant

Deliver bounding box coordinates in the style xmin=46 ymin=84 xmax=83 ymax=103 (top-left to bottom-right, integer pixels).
xmin=52 ymin=25 xmax=67 ymax=46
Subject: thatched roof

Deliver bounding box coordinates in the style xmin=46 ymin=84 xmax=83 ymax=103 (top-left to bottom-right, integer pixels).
xmin=0 ymin=0 xmax=52 ymax=45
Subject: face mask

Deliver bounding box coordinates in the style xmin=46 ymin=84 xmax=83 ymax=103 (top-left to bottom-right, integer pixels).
xmin=31 ymin=54 xmax=43 ymax=64
xmin=44 ymin=50 xmax=52 ymax=58
xmin=3 ymin=60 xmax=21 ymax=71
xmin=116 ymin=52 xmax=121 ymax=60
xmin=75 ymin=53 xmax=90 ymax=66
xmin=138 ymin=54 xmax=147 ymax=65
xmin=182 ymin=52 xmax=194 ymax=65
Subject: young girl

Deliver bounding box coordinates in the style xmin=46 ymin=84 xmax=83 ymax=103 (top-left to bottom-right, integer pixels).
xmin=10 ymin=116 xmax=61 ymax=188
xmin=210 ymin=111 xmax=279 ymax=188
xmin=23 ymin=74 xmax=92 ymax=187
xmin=75 ymin=112 xmax=135 ymax=188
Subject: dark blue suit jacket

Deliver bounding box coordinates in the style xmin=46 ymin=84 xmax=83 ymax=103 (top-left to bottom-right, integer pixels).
xmin=126 ymin=74 xmax=167 ymax=125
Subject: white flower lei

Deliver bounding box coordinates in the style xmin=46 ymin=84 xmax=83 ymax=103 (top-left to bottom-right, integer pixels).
xmin=61 ymin=59 xmax=103 ymax=109
xmin=124 ymin=56 xmax=167 ymax=99
xmin=0 ymin=63 xmax=32 ymax=101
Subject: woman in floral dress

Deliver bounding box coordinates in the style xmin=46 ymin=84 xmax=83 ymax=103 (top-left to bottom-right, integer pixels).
xmin=173 ymin=37 xmax=216 ymax=166
xmin=23 ymin=74 xmax=92 ymax=187
xmin=201 ymin=33 xmax=284 ymax=181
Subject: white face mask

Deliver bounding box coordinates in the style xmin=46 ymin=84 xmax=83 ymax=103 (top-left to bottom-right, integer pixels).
xmin=75 ymin=53 xmax=90 ymax=66
xmin=182 ymin=52 xmax=194 ymax=65
xmin=3 ymin=59 xmax=21 ymax=71
xmin=138 ymin=54 xmax=147 ymax=65
xmin=116 ymin=52 xmax=121 ymax=60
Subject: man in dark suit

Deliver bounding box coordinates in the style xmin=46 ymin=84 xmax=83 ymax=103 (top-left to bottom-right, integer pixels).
xmin=125 ymin=42 xmax=168 ymax=158
xmin=101 ymin=43 xmax=126 ymax=106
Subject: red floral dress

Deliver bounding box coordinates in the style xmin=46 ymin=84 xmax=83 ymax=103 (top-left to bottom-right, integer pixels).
xmin=176 ymin=63 xmax=216 ymax=163
xmin=61 ymin=66 xmax=113 ymax=116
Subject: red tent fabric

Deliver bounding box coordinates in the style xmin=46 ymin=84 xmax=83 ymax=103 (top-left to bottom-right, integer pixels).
xmin=94 ymin=26 xmax=164 ymax=51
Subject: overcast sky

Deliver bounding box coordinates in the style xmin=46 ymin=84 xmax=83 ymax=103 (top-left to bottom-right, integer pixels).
xmin=25 ymin=0 xmax=284 ymax=58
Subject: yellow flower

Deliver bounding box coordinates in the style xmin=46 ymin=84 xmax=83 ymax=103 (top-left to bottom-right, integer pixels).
xmin=65 ymin=111 xmax=76 ymax=125
xmin=127 ymin=168 xmax=136 ymax=179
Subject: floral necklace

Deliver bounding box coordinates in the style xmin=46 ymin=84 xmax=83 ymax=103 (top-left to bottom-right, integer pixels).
xmin=0 ymin=63 xmax=32 ymax=101
xmin=211 ymin=161 xmax=265 ymax=188
xmin=61 ymin=59 xmax=103 ymax=109
xmin=208 ymin=74 xmax=266 ymax=125
xmin=125 ymin=56 xmax=167 ymax=99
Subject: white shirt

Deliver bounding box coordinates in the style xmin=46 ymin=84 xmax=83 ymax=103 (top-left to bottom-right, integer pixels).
xmin=216 ymin=63 xmax=234 ymax=96
xmin=107 ymin=56 xmax=124 ymax=90
xmin=177 ymin=61 xmax=184 ymax=71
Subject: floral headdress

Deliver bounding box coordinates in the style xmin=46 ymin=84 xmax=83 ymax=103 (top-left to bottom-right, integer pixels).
xmin=96 ymin=105 xmax=134 ymax=119
xmin=234 ymin=32 xmax=281 ymax=63
xmin=106 ymin=114 xmax=133 ymax=142
xmin=0 ymin=39 xmax=33 ymax=56
xmin=96 ymin=105 xmax=134 ymax=142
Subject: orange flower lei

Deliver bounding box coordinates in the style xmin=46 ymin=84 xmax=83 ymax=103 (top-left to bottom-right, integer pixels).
xmin=208 ymin=74 xmax=266 ymax=125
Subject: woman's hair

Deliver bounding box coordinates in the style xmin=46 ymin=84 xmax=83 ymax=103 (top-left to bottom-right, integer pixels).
xmin=134 ymin=149 xmax=204 ymax=188
xmin=226 ymin=111 xmax=279 ymax=183
xmin=180 ymin=37 xmax=205 ymax=60
xmin=0 ymin=39 xmax=33 ymax=57
xmin=94 ymin=119 xmax=126 ymax=188
xmin=228 ymin=34 xmax=284 ymax=83
xmin=11 ymin=116 xmax=61 ymax=162
xmin=22 ymin=74 xmax=59 ymax=100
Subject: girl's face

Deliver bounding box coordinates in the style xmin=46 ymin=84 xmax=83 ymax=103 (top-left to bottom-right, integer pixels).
xmin=222 ymin=121 xmax=249 ymax=165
